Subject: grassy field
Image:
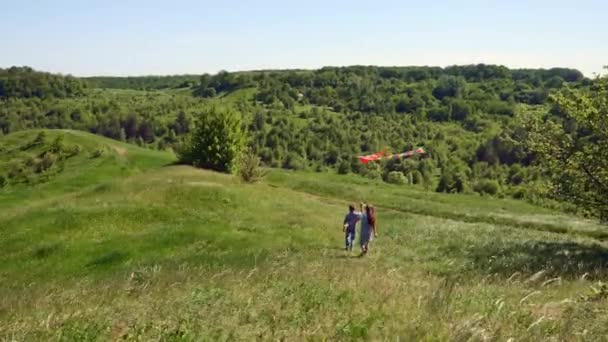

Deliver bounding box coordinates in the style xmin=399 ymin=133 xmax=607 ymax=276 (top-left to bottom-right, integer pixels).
xmin=1 ymin=130 xmax=608 ymax=340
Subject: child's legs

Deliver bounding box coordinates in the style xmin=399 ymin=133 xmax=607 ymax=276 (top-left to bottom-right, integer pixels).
xmin=345 ymin=231 xmax=355 ymax=249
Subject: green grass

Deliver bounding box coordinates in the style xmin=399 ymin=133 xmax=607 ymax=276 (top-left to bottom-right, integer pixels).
xmin=1 ymin=130 xmax=608 ymax=340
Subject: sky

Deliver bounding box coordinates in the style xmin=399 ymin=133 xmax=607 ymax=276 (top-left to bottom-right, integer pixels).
xmin=1 ymin=0 xmax=606 ymax=77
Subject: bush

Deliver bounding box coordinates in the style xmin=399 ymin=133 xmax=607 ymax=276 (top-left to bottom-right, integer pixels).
xmin=238 ymin=150 xmax=267 ymax=183
xmin=177 ymin=108 xmax=247 ymax=173
xmin=38 ymin=152 xmax=57 ymax=173
xmin=49 ymin=134 xmax=65 ymax=153
xmin=409 ymin=170 xmax=423 ymax=185
xmin=365 ymin=169 xmax=382 ymax=180
xmin=65 ymin=144 xmax=82 ymax=157
xmin=33 ymin=131 xmax=47 ymax=146
xmin=436 ymin=170 xmax=469 ymax=193
xmin=7 ymin=160 xmax=25 ymax=179
xmin=473 ymin=179 xmax=500 ymax=196
xmin=337 ymin=158 xmax=351 ymax=175
xmin=89 ymin=148 xmax=104 ymax=158
xmin=387 ymin=171 xmax=407 ymax=185
xmin=511 ymin=186 xmax=527 ymax=200
xmin=0 ymin=175 xmax=6 ymax=188
xmin=283 ymin=153 xmax=305 ymax=170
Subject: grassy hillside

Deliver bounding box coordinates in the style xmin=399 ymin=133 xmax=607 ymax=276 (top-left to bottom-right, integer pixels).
xmin=1 ymin=130 xmax=608 ymax=340
xmin=0 ymin=130 xmax=175 ymax=209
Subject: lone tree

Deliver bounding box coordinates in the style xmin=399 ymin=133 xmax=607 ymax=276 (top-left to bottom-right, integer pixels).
xmin=178 ymin=108 xmax=247 ymax=173
xmin=525 ymin=70 xmax=608 ymax=222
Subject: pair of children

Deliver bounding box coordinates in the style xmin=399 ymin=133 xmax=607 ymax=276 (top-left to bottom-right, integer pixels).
xmin=343 ymin=203 xmax=377 ymax=255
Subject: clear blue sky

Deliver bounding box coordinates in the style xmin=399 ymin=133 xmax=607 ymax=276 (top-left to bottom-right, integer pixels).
xmin=1 ymin=0 xmax=606 ymax=76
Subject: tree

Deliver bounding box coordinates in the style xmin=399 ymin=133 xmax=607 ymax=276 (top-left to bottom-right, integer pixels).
xmin=525 ymin=72 xmax=608 ymax=222
xmin=432 ymin=75 xmax=466 ymax=100
xmin=138 ymin=121 xmax=154 ymax=143
xmin=178 ymin=108 xmax=247 ymax=173
xmin=337 ymin=158 xmax=351 ymax=174
xmin=450 ymin=100 xmax=472 ymax=121
xmin=123 ymin=114 xmax=138 ymax=139
xmin=33 ymin=131 xmax=47 ymax=146
xmin=238 ymin=149 xmax=267 ymax=183
xmin=387 ymin=171 xmax=407 ymax=184
xmin=172 ymin=111 xmax=191 ymax=135
xmin=473 ymin=179 xmax=500 ymax=196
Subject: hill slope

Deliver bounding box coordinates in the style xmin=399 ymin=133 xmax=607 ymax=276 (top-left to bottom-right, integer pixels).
xmin=0 ymin=129 xmax=175 ymax=209
xmin=1 ymin=130 xmax=608 ymax=340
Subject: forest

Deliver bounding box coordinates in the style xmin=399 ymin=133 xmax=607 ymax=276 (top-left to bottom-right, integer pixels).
xmin=0 ymin=64 xmax=600 ymax=215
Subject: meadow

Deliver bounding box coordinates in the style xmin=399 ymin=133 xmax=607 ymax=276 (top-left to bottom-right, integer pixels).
xmin=1 ymin=130 xmax=608 ymax=340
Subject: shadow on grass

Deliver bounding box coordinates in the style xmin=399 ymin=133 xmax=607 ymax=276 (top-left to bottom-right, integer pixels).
xmin=86 ymin=251 xmax=129 ymax=268
xmin=332 ymin=254 xmax=362 ymax=259
xmin=459 ymin=240 xmax=608 ymax=279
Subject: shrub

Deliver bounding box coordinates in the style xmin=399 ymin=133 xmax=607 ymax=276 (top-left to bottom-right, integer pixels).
xmin=474 ymin=179 xmax=500 ymax=196
xmin=49 ymin=134 xmax=65 ymax=153
xmin=436 ymin=170 xmax=469 ymax=193
xmin=38 ymin=152 xmax=57 ymax=172
xmin=65 ymin=144 xmax=82 ymax=158
xmin=365 ymin=169 xmax=382 ymax=180
xmin=7 ymin=160 xmax=32 ymax=183
xmin=337 ymin=158 xmax=351 ymax=175
xmin=511 ymin=186 xmax=527 ymax=200
xmin=178 ymin=108 xmax=247 ymax=173
xmin=409 ymin=170 xmax=424 ymax=185
xmin=0 ymin=175 xmax=6 ymax=188
xmin=7 ymin=160 xmax=25 ymax=179
xmin=24 ymin=156 xmax=37 ymax=168
xmin=89 ymin=148 xmax=104 ymax=158
xmin=314 ymin=164 xmax=326 ymax=173
xmin=387 ymin=171 xmax=407 ymax=185
xmin=238 ymin=150 xmax=267 ymax=183
xmin=33 ymin=131 xmax=47 ymax=146
xmin=283 ymin=153 xmax=305 ymax=170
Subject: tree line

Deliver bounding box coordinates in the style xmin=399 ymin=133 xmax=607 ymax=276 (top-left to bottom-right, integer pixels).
xmin=2 ymin=65 xmax=605 ymax=220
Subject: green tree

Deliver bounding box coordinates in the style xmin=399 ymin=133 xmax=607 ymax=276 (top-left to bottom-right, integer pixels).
xmin=337 ymin=158 xmax=351 ymax=174
xmin=525 ymin=72 xmax=608 ymax=221
xmin=178 ymin=108 xmax=247 ymax=173
xmin=238 ymin=149 xmax=267 ymax=183
xmin=387 ymin=171 xmax=407 ymax=184
xmin=473 ymin=179 xmax=500 ymax=196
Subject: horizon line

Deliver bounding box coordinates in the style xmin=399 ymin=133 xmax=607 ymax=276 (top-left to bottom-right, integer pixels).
xmin=2 ymin=63 xmax=604 ymax=79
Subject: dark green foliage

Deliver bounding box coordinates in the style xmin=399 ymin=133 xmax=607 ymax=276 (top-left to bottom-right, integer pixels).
xmin=90 ymin=148 xmax=104 ymax=158
xmin=337 ymin=159 xmax=351 ymax=174
xmin=178 ymin=108 xmax=247 ymax=173
xmin=437 ymin=162 xmax=470 ymax=193
xmin=0 ymin=66 xmax=87 ymax=99
xmin=0 ymin=174 xmax=6 ymax=188
xmin=34 ymin=152 xmax=57 ymax=173
xmin=449 ymin=100 xmax=472 ymax=121
xmin=525 ymin=72 xmax=608 ymax=222
xmin=433 ymin=75 xmax=466 ymax=100
xmin=33 ymin=131 xmax=47 ymax=146
xmin=49 ymin=134 xmax=65 ymax=153
xmin=473 ymin=180 xmax=500 ymax=195
xmin=387 ymin=171 xmax=406 ymax=185
xmin=85 ymin=75 xmax=200 ymax=90
xmin=283 ymin=152 xmax=305 ymax=170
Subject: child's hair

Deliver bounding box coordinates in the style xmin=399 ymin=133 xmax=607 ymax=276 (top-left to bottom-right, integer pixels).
xmin=348 ymin=204 xmax=355 ymax=212
xmin=366 ymin=205 xmax=376 ymax=225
